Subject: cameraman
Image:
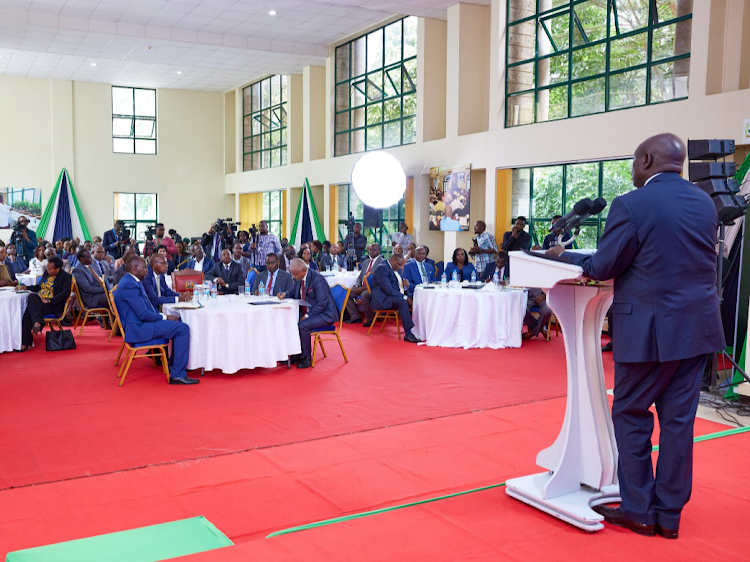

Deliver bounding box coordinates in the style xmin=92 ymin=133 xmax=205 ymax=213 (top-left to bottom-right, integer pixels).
xmin=202 ymin=221 xmax=235 ymax=262
xmin=344 ymin=222 xmax=367 ymax=262
xmin=247 ymin=221 xmax=282 ymax=273
xmin=144 ymin=223 xmax=177 ymax=259
xmin=10 ymin=216 xmax=37 ymax=264
xmin=103 ymin=220 xmax=128 ymax=259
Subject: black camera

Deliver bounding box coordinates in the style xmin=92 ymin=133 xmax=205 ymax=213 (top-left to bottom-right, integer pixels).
xmin=345 ymin=213 xmax=356 ymax=231
xmin=11 ymin=220 xmax=25 ymax=233
xmin=248 ymin=223 xmax=258 ymax=237
xmin=214 ymin=218 xmax=239 ymax=235
xmin=144 ymin=225 xmax=156 ymax=240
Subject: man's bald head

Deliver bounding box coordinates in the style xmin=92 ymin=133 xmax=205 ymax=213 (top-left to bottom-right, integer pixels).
xmin=632 ymin=133 xmax=686 ymax=188
xmin=289 ymin=257 xmax=308 ymax=280
xmin=125 ymin=255 xmax=148 ymax=281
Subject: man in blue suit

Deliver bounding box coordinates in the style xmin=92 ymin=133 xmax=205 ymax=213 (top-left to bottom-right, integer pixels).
xmin=280 ymin=258 xmax=339 ymax=369
xmin=114 ymin=256 xmax=198 ymax=385
xmin=206 ymin=249 xmax=244 ymax=294
xmin=402 ymin=246 xmax=435 ymax=297
xmin=370 ymin=254 xmax=420 ymax=343
xmin=481 ymin=250 xmax=509 ymax=282
xmin=144 ymin=253 xmax=190 ymax=311
xmin=186 ymin=244 xmax=214 ymax=274
xmin=549 ymin=134 xmax=724 ymax=539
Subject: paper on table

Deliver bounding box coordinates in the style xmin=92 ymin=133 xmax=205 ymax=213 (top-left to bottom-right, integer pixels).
xmin=171 ymin=301 xmax=203 ymax=309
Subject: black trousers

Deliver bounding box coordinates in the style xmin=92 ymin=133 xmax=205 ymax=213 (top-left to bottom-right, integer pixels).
xmin=378 ymin=297 xmax=414 ymax=333
xmin=613 ymin=354 xmax=708 ymax=529
xmin=299 ymin=314 xmax=337 ymax=357
xmin=21 ymin=294 xmax=56 ymax=346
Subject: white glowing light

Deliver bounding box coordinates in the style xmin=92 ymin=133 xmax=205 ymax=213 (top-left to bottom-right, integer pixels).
xmin=351 ymin=152 xmax=406 ymax=209
xmin=269 ymin=10 xmax=276 ymax=15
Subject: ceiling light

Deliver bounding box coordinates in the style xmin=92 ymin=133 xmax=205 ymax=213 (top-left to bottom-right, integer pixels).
xmin=268 ymin=10 xmax=276 ymax=15
xmin=176 ymin=71 xmax=182 ymax=74
xmin=90 ymin=62 xmax=96 ymax=66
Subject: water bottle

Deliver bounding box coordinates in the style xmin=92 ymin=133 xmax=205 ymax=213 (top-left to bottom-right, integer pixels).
xmin=493 ymin=273 xmax=500 ymax=291
xmin=471 ymin=271 xmax=477 ymax=284
xmin=441 ymin=273 xmax=447 ymax=288
xmin=451 ymin=270 xmax=458 ymax=286
xmin=209 ymin=281 xmax=218 ymax=300
xmin=244 ymin=280 xmax=251 ymax=299
xmin=258 ymin=280 xmax=266 ymax=299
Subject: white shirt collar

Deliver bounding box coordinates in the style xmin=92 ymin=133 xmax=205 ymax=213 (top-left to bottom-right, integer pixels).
xmin=128 ymin=272 xmax=140 ymax=283
xmin=644 ymin=172 xmax=663 ymax=185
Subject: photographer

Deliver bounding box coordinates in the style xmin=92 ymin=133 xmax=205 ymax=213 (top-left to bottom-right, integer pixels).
xmin=343 ymin=221 xmax=367 ymax=263
xmin=247 ymin=220 xmax=282 ymax=273
xmin=145 ymin=223 xmax=177 ymax=258
xmin=10 ymin=216 xmax=37 ymax=264
xmin=103 ymin=220 xmax=129 ymax=259
xmin=202 ymin=220 xmax=235 ymax=262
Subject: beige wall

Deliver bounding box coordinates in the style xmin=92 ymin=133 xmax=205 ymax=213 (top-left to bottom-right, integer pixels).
xmin=0 ymin=75 xmax=232 ymax=241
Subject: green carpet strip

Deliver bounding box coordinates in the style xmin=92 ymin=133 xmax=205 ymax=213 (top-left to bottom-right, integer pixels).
xmin=267 ymin=424 xmax=750 ymax=538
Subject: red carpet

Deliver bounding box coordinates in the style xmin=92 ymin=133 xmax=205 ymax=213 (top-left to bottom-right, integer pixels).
xmin=0 ymin=323 xmax=605 ymax=488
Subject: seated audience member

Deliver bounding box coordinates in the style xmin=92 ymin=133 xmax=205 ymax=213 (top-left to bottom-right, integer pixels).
xmin=114 ymin=244 xmax=137 ymax=270
xmin=92 ymin=244 xmax=114 ymax=282
xmin=502 ymin=216 xmax=533 ymax=252
xmin=280 ymin=245 xmax=295 ymax=271
xmin=253 ymin=253 xmax=293 ymax=296
xmin=54 ymin=240 xmax=63 ymax=254
xmin=174 ymin=241 xmax=191 ymax=270
xmin=320 ymin=241 xmax=346 ymax=271
xmin=114 ymin=256 xmax=198 ymax=385
xmin=392 ymin=244 xmax=404 ymax=258
xmin=404 ymin=243 xmax=417 ymax=262
xmin=541 ymin=215 xmax=572 ymax=250
xmin=0 ymin=246 xmax=18 ymax=286
xmin=92 ymin=236 xmax=103 ymax=245
xmin=278 ymin=258 xmax=339 ymax=369
xmin=144 ymin=254 xmax=190 ymax=310
xmin=28 ymin=245 xmax=48 ymax=277
xmin=297 ymin=247 xmax=319 ymax=271
xmin=524 ymin=288 xmax=551 ymax=340
xmin=66 ymin=241 xmax=80 ymax=270
xmin=187 ymin=244 xmax=214 ymax=274
xmin=206 ymin=249 xmax=243 ymax=294
xmin=156 ymin=244 xmax=175 ymax=275
xmin=83 ymin=240 xmax=92 ymax=252
xmin=344 ymin=243 xmax=385 ymax=325
xmin=280 ymin=237 xmax=289 ymax=248
xmin=310 ymin=240 xmax=324 ymax=266
xmin=237 ymin=230 xmax=250 ymax=256
xmin=482 ymin=250 xmax=510 ymax=282
xmin=370 ymin=254 xmax=420 ymax=343
xmin=402 ymin=246 xmax=436 ymax=297
xmin=5 ymin=244 xmax=27 ymax=275
xmin=391 ymin=222 xmax=413 ymax=248
xmin=113 ymin=248 xmax=137 ymax=286
xmin=444 ymin=248 xmax=476 ymax=281
xmin=17 ymin=257 xmax=72 ymax=351
xmin=72 ymin=249 xmax=111 ymax=328
xmin=231 ymin=242 xmax=253 ymax=279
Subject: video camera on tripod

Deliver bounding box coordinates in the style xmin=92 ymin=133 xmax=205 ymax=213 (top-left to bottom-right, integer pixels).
xmin=344 ymin=212 xmax=357 ymax=271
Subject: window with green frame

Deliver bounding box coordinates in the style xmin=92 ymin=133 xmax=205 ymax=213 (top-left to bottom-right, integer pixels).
xmin=505 ymin=0 xmax=692 ymax=127
xmin=336 ymin=184 xmax=405 ymax=253
xmin=511 ymin=158 xmax=633 ymax=249
xmin=334 ymin=16 xmax=418 ymax=156
xmin=262 ymin=190 xmax=283 ymax=238
xmin=113 ymin=192 xmax=157 ymax=251
xmin=243 ymin=75 xmax=287 ymax=171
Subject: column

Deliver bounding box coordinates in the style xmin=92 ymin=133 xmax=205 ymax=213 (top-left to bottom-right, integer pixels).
xmin=416 ymin=17 xmax=447 ymax=143
xmin=303 ymin=65 xmax=327 ymax=162
xmin=287 ymin=74 xmax=303 ymax=164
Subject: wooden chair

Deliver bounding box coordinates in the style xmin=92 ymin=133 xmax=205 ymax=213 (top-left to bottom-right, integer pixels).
xmin=171 ymin=269 xmax=204 ymax=293
xmin=529 ymin=307 xmax=558 ymax=341
xmin=364 ymin=275 xmax=401 ymax=338
xmin=44 ymin=292 xmax=76 ymax=331
xmin=310 ymin=284 xmax=351 ymax=367
xmin=106 ymin=284 xmax=121 ymax=342
xmin=71 ymin=278 xmax=112 ymax=336
xmin=109 ymin=287 xmax=170 ymax=386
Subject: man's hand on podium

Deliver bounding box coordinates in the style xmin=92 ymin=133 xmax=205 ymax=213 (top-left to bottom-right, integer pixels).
xmin=547 ymin=246 xmax=565 ymax=258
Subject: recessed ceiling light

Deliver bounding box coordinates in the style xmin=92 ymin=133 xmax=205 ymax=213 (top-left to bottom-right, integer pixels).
xmin=90 ymin=62 xmax=96 ymax=66
xmin=176 ymin=70 xmax=182 ymax=74
xmin=268 ymin=10 xmax=276 ymax=15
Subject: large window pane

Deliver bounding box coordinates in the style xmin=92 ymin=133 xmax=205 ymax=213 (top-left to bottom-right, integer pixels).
xmin=242 ymin=76 xmax=288 ymax=171
xmin=114 ymin=192 xmax=158 ymax=252
xmin=506 ymin=0 xmax=692 ymax=128
xmin=112 ymin=87 xmax=156 ymax=154
xmin=335 ymin=16 xmax=417 ymax=156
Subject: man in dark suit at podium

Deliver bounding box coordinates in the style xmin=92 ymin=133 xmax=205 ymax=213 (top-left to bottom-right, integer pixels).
xmin=549 ymin=133 xmax=724 ymax=539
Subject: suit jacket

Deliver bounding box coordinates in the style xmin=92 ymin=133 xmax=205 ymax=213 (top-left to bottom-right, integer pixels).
xmin=72 ymin=262 xmax=107 ymax=308
xmin=175 ymin=253 xmax=191 ymax=271
xmin=563 ymin=172 xmax=724 ymax=363
xmin=320 ymin=253 xmax=346 ymax=271
xmin=425 ymin=258 xmax=435 ymax=268
xmin=356 ymin=255 xmax=386 ymax=288
xmin=114 ymin=273 xmax=166 ymax=344
xmin=93 ymin=258 xmax=114 ymax=280
xmin=206 ymin=260 xmax=244 ymax=294
xmin=143 ymin=266 xmax=180 ymax=309
xmin=253 ymin=268 xmax=294 ymax=296
xmin=293 ymin=269 xmax=338 ymax=324
xmin=27 ymin=269 xmax=72 ymax=317
xmin=8 ymin=257 xmax=26 ymax=275
xmin=402 ymin=259 xmax=436 ymax=297
xmin=233 ymin=255 xmax=253 ymax=279
xmin=186 ymin=258 xmax=215 ymax=275
xmin=481 ymin=261 xmax=510 ymax=282
xmin=102 ymin=229 xmax=122 ymax=258
xmin=202 ymin=232 xmax=234 ymax=262
xmin=113 ymin=265 xmax=127 ymax=286
xmin=279 ymin=253 xmax=293 ymax=271
xmin=1 ymin=258 xmax=17 ymax=283
xmin=370 ymin=261 xmax=407 ymax=310
xmin=444 ymin=262 xmax=477 ymax=282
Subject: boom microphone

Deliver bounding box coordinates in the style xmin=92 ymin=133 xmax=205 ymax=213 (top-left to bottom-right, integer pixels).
xmin=568 ymin=197 xmax=607 ymax=230
xmin=550 ymin=198 xmax=593 ymax=232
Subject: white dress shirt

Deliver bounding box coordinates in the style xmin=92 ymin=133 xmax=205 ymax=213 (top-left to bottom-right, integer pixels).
xmin=192 ymin=258 xmax=204 ymax=272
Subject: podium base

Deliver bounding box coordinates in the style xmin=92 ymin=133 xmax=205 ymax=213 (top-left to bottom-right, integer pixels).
xmin=505 ymin=474 xmax=620 ymax=532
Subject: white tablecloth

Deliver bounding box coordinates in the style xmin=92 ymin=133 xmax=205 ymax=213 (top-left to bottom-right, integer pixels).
xmin=0 ymin=290 xmax=29 ymax=353
xmin=163 ymin=295 xmax=301 ymax=373
xmin=321 ymin=271 xmax=359 ymax=290
xmin=16 ymin=274 xmax=37 ymax=287
xmin=412 ymin=285 xmax=526 ymax=349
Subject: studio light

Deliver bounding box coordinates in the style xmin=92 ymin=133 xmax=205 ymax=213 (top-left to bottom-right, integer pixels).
xmin=351 ymin=152 xmax=406 ymax=209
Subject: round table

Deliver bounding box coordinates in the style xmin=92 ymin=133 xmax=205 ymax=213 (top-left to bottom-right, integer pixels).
xmin=0 ymin=289 xmax=29 ymax=353
xmin=16 ymin=274 xmax=38 ymax=287
xmin=412 ymin=285 xmax=527 ymax=349
xmin=321 ymin=271 xmax=359 ymax=290
xmin=163 ymin=295 xmax=301 ymax=373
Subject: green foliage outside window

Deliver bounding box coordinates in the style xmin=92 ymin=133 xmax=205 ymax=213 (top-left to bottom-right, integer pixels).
xmin=337 ymin=184 xmax=405 ymax=253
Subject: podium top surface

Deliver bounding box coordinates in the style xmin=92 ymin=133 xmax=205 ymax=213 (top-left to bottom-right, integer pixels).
xmin=509 ymin=250 xmax=588 ymax=290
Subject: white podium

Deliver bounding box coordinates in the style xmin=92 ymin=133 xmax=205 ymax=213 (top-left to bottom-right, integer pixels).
xmin=505 ymin=250 xmax=618 ymax=531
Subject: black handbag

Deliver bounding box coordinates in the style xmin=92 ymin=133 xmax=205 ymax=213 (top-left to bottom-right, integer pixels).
xmin=45 ymin=329 xmax=76 ymax=351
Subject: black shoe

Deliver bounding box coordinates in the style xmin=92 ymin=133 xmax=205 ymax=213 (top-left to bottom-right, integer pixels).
xmin=592 ymin=506 xmax=655 ymax=537
xmin=362 ymin=320 xmax=373 ymax=328
xmin=344 ymin=317 xmax=362 ymax=324
xmin=297 ymin=357 xmax=312 ymax=369
xmin=288 ymin=354 xmax=302 ymax=364
xmin=655 ymin=524 xmax=679 ymax=539
xmin=403 ymin=333 xmax=420 ymax=343
xmin=602 ymin=342 xmax=613 ymax=352
xmin=61 ymin=319 xmax=72 ymax=326
xmin=169 ymin=376 xmax=200 ymax=385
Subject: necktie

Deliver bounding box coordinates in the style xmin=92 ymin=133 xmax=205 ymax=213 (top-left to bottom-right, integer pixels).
xmin=214 ymin=235 xmax=220 ymax=261
xmin=365 ymin=259 xmax=374 ymax=275
xmin=300 ymin=278 xmax=307 ymax=316
xmin=419 ymin=261 xmax=427 ymax=283
xmin=225 ymin=265 xmax=230 ymax=277
xmin=268 ymin=271 xmax=274 ymax=294
xmin=155 ymin=274 xmax=162 ymax=297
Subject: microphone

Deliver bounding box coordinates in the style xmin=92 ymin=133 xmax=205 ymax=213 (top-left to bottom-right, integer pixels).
xmin=568 ymin=197 xmax=607 ymax=230
xmin=551 ymin=198 xmax=593 ymax=232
